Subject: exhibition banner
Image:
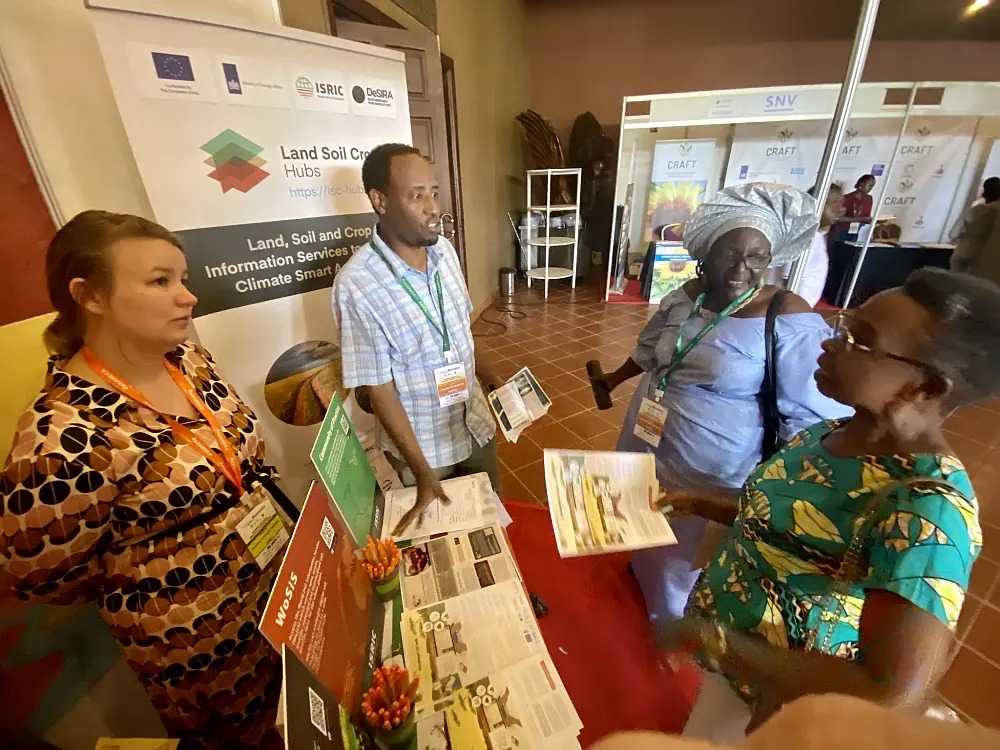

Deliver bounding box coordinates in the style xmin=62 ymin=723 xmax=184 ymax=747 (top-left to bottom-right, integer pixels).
xmin=830 ymin=119 xmax=899 ymax=189
xmin=88 ymin=5 xmax=412 ymax=501
xmin=880 ymin=117 xmax=976 ymax=242
xmin=724 ymin=121 xmax=830 ymax=192
xmin=259 ymin=481 xmax=373 ymax=714
xmin=642 ymin=139 xmax=715 ymax=243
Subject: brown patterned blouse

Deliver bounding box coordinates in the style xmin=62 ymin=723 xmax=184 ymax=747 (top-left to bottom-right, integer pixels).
xmin=0 ymin=342 xmax=282 ymax=748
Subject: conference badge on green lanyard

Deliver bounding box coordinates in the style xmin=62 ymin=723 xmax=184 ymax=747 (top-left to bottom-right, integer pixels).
xmin=371 ymin=240 xmax=470 ymax=408
xmin=634 ymin=286 xmax=759 ymax=448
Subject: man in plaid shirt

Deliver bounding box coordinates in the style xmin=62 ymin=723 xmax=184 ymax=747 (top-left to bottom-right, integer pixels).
xmin=333 ymin=144 xmax=504 ymax=533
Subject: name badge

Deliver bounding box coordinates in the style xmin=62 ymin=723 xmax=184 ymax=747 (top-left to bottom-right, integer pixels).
xmin=634 ymin=397 xmax=668 ymax=448
xmin=236 ymin=485 xmax=290 ymax=570
xmin=434 ymin=363 xmax=470 ymax=408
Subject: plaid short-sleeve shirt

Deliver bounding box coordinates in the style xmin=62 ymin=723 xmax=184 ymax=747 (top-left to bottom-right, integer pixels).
xmin=332 ymin=230 xmax=494 ymax=468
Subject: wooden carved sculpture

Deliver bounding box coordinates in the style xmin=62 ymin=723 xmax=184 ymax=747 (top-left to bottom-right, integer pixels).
xmin=516 ymin=109 xmax=572 ymax=205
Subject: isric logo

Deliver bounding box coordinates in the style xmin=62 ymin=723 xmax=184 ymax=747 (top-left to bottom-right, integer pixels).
xmin=200 ymin=129 xmax=269 ymax=194
xmin=295 ymin=76 xmax=315 ymax=98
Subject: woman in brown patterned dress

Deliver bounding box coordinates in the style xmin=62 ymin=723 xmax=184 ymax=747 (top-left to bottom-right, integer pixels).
xmin=0 ymin=211 xmax=284 ymax=748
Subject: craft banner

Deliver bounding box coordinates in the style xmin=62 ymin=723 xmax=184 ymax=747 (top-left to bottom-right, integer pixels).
xmin=89 ymin=4 xmax=411 ymax=501
xmin=830 ymin=118 xmax=900 ymax=190
xmin=643 ymin=139 xmax=715 ymax=244
xmin=724 ymin=120 xmax=830 ymax=192
xmin=880 ymin=117 xmax=977 ymax=242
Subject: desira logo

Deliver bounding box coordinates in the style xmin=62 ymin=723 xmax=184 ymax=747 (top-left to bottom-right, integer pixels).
xmin=274 ymin=571 xmax=298 ymax=627
xmin=352 ymin=83 xmax=395 ymax=110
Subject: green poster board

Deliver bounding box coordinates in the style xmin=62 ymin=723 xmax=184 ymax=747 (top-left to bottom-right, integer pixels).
xmin=309 ymin=394 xmax=379 ymax=547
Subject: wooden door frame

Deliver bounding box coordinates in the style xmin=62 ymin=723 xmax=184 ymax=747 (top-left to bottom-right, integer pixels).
xmin=440 ymin=53 xmax=467 ymax=280
xmin=331 ymin=1 xmax=468 ymax=280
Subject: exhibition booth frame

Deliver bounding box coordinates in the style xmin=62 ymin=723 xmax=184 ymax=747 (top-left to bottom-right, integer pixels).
xmin=605 ymin=81 xmax=1000 ymax=304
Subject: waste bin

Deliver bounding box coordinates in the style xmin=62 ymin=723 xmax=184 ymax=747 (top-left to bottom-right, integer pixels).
xmin=499 ymin=267 xmax=515 ymax=298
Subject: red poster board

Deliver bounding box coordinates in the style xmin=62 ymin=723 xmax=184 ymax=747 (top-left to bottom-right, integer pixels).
xmin=260 ymin=482 xmax=372 ymax=714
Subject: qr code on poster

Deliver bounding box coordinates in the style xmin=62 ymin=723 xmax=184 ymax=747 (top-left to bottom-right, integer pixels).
xmin=320 ymin=517 xmax=336 ymax=551
xmin=308 ymin=685 xmax=329 ymax=736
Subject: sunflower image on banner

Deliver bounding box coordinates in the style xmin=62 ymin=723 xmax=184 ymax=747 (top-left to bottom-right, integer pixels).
xmin=643 ymin=139 xmax=717 ymax=243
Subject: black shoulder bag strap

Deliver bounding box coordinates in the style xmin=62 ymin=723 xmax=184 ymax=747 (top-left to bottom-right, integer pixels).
xmin=760 ymin=289 xmax=788 ymax=461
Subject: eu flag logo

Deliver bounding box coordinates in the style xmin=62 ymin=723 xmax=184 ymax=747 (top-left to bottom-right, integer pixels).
xmin=152 ymin=52 xmax=195 ymax=82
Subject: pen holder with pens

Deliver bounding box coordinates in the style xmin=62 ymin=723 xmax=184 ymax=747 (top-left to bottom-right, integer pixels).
xmin=363 ymin=536 xmax=401 ymax=602
xmin=362 ymin=665 xmax=419 ymax=749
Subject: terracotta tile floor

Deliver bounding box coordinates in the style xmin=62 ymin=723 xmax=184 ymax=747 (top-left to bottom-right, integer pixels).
xmin=473 ymin=275 xmax=1000 ymax=728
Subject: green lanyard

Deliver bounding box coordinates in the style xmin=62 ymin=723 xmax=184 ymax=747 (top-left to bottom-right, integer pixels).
xmin=655 ymin=286 xmax=759 ymax=395
xmin=370 ymin=240 xmax=451 ymax=353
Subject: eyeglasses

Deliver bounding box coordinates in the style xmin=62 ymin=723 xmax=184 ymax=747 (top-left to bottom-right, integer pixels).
xmin=713 ymin=249 xmax=771 ymax=271
xmin=831 ymin=313 xmax=943 ymax=378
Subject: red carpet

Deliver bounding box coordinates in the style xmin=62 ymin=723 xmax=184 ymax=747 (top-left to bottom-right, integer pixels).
xmin=605 ymin=279 xmax=648 ymax=305
xmin=503 ymin=502 xmax=701 ymax=747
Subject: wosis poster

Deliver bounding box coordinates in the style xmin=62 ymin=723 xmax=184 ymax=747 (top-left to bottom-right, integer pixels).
xmin=89 ymin=3 xmax=412 ymax=501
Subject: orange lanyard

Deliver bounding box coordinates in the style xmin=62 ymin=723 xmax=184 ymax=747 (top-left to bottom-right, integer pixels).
xmin=82 ymin=347 xmax=243 ymax=493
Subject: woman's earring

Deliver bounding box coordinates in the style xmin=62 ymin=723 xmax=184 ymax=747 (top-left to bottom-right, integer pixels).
xmin=696 ymin=261 xmax=705 ymax=280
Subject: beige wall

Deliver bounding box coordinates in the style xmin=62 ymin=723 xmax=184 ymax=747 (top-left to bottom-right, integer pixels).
xmin=527 ymin=0 xmax=1000 ymax=132
xmin=437 ymin=0 xmax=528 ymax=308
xmin=362 ymin=0 xmax=529 ymax=309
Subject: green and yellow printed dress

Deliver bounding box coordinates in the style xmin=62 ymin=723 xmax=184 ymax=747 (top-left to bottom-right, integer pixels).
xmin=687 ymin=419 xmax=981 ymax=675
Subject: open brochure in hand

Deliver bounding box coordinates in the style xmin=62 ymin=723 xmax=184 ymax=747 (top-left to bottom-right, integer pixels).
xmin=544 ymin=450 xmax=678 ymax=557
xmin=488 ymin=367 xmax=552 ymax=443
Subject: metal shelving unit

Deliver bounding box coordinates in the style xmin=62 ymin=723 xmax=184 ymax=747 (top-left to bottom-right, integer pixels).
xmin=525 ymin=168 xmax=582 ymax=299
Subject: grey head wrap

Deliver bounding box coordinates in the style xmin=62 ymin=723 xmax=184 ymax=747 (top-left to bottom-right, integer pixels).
xmin=682 ymin=183 xmax=819 ymax=268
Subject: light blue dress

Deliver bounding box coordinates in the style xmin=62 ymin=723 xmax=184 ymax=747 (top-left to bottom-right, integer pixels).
xmin=617 ymin=287 xmax=853 ymax=624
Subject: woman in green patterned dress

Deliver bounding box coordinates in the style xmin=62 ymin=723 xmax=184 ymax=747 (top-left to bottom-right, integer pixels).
xmin=654 ymin=268 xmax=1000 ymax=742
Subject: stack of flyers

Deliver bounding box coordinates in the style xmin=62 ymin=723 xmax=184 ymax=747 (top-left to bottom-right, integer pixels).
xmin=444 ymin=656 xmax=583 ymax=749
xmin=487 ymin=367 xmax=552 ymax=443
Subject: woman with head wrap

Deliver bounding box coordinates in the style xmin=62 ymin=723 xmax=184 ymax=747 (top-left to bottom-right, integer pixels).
xmin=594 ymin=183 xmax=852 ymax=624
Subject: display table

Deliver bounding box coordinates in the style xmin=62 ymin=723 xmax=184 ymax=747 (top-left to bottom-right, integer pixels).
xmin=824 ymin=240 xmax=954 ymax=309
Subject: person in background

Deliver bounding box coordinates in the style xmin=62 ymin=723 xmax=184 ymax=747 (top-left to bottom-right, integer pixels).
xmin=0 ymin=212 xmax=284 ymax=748
xmin=333 ymin=144 xmax=504 ymax=535
xmin=948 ymin=176 xmax=1000 ymax=273
xmin=793 ymin=184 xmax=844 ymax=308
xmin=654 ymin=267 xmax=998 ymax=743
xmin=593 ymin=183 xmax=852 ymax=625
xmin=842 ymin=174 xmax=876 ymax=223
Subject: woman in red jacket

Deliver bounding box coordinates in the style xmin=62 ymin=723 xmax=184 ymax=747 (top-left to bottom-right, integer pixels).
xmin=842 ymin=174 xmax=876 ymax=222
